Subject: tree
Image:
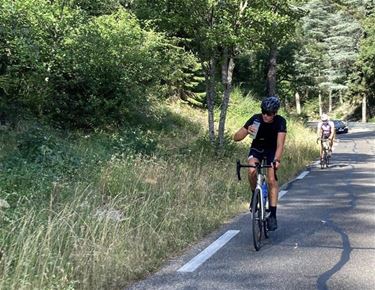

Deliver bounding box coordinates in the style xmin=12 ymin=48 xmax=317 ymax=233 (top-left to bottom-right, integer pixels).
xmin=132 ymin=0 xmax=303 ymax=149
xmin=261 ymin=1 xmax=305 ymax=97
xmin=348 ymin=3 xmax=375 ymax=121
xmin=131 ymin=0 xmax=219 ymax=145
xmin=295 ymin=0 xmax=363 ymax=116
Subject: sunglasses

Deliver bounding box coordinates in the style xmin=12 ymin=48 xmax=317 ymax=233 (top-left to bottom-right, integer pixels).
xmin=262 ymin=110 xmax=276 ymax=116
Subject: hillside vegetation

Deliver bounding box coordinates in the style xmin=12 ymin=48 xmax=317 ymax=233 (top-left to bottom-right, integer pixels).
xmin=0 ymin=91 xmax=318 ymax=289
xmin=2 ymin=0 xmax=373 ymax=289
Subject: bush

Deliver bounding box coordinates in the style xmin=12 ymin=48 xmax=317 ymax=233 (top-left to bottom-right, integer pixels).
xmin=0 ymin=1 xmax=200 ymax=128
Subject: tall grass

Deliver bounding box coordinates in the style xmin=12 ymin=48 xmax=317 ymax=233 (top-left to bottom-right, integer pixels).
xmin=0 ymin=153 xmax=243 ymax=289
xmin=0 ymin=92 xmax=318 ymax=289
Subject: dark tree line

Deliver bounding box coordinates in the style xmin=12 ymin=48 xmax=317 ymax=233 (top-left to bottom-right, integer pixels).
xmin=1 ymin=0 xmax=374 ymax=136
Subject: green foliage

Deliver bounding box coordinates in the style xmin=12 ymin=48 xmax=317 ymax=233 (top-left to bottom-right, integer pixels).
xmin=301 ymin=97 xmax=320 ymax=118
xmin=346 ymin=4 xmax=375 ymax=118
xmin=0 ymin=0 xmax=82 ymax=119
xmin=71 ymin=0 xmax=121 ymax=16
xmin=227 ymin=87 xmax=260 ymax=123
xmin=48 ymin=10 xmax=158 ymax=127
xmin=293 ymin=0 xmax=364 ymax=112
xmin=0 ymin=122 xmax=159 ymax=221
xmin=0 ymin=0 xmax=200 ymax=127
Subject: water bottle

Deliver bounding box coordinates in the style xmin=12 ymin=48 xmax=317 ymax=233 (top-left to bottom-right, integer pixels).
xmin=262 ymin=182 xmax=268 ymax=202
xmin=250 ymin=120 xmax=261 ymax=139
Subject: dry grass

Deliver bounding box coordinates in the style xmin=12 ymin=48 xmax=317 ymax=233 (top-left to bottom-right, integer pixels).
xmin=0 ymin=96 xmax=318 ymax=289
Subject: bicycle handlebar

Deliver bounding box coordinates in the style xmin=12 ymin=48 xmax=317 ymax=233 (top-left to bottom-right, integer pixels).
xmin=236 ymin=160 xmax=278 ymax=181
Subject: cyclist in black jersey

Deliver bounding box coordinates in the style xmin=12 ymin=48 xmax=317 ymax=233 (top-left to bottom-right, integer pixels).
xmin=233 ymin=96 xmax=287 ymax=231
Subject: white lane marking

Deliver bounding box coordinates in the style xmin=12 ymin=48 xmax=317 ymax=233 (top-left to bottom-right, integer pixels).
xmin=296 ymin=171 xmax=309 ymax=179
xmin=177 ymin=230 xmax=240 ymax=273
xmin=278 ymin=190 xmax=288 ymax=200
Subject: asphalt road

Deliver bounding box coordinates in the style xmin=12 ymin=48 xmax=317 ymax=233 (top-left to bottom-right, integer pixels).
xmin=127 ymin=123 xmax=375 ymax=290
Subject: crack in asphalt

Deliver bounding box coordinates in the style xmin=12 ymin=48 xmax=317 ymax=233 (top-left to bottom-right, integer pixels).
xmin=317 ymin=220 xmax=352 ymax=290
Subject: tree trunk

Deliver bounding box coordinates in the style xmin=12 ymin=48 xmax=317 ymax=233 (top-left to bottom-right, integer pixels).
xmin=295 ymin=91 xmax=301 ymax=115
xmin=319 ymin=92 xmax=322 ymax=116
xmin=266 ymin=46 xmax=277 ymax=97
xmin=203 ymin=58 xmax=216 ymax=145
xmin=218 ymin=49 xmax=235 ymax=148
xmin=362 ymin=94 xmax=367 ymax=123
xmin=328 ymin=89 xmax=332 ymax=112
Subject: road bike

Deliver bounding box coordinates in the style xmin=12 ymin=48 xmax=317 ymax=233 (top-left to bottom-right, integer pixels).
xmin=317 ymin=137 xmax=331 ymax=169
xmin=236 ymin=159 xmax=277 ymax=251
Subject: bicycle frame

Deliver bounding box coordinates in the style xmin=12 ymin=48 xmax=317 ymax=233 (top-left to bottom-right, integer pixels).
xmin=237 ymin=159 xmax=277 ymax=250
xmin=318 ymin=137 xmax=330 ymax=168
xmin=255 ymin=167 xmax=267 ymax=220
xmin=321 ymin=139 xmax=330 ymax=151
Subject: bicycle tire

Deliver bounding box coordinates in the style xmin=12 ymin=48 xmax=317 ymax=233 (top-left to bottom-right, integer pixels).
xmin=324 ymin=149 xmax=329 ymax=168
xmin=321 ymin=150 xmax=327 ymax=169
xmin=264 ymin=210 xmax=270 ymax=239
xmin=251 ymin=189 xmax=262 ymax=251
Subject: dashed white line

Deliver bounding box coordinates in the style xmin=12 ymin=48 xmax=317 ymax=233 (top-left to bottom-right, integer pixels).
xmin=296 ymin=171 xmax=310 ymax=179
xmin=278 ymin=190 xmax=288 ymax=199
xmin=177 ymin=230 xmax=240 ymax=273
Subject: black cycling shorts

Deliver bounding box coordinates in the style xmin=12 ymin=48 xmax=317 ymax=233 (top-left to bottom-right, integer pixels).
xmin=248 ymin=147 xmax=275 ymax=164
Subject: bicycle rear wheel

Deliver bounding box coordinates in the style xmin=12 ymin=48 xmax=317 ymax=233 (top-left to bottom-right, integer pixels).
xmin=251 ymin=189 xmax=263 ymax=251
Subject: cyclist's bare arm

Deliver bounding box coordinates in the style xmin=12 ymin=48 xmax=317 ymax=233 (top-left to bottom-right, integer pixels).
xmin=274 ymin=132 xmax=286 ymax=170
xmin=328 ymin=121 xmax=335 ymax=140
xmin=316 ymin=122 xmax=322 ymax=138
xmin=233 ymin=127 xmax=248 ymax=141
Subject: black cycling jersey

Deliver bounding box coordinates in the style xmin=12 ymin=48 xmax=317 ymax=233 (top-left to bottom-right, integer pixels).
xmin=243 ymin=114 xmax=287 ymax=150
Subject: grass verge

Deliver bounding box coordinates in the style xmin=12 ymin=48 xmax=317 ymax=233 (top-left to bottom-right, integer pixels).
xmin=0 ymin=92 xmax=318 ymax=289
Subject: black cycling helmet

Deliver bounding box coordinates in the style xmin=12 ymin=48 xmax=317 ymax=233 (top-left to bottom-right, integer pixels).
xmin=261 ymin=96 xmax=281 ymax=113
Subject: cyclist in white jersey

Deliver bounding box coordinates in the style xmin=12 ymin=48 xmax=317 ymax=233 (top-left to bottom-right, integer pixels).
xmin=317 ymin=114 xmax=335 ymax=160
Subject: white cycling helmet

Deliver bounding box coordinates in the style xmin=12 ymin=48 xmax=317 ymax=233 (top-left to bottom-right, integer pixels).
xmin=321 ymin=113 xmax=329 ymax=121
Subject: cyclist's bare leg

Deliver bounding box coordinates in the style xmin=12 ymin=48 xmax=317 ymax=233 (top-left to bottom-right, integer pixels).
xmin=247 ymin=157 xmax=259 ymax=191
xmin=266 ymin=167 xmax=279 ymax=230
xmin=329 ymin=137 xmax=334 ymax=154
xmin=266 ymin=167 xmax=279 ymax=207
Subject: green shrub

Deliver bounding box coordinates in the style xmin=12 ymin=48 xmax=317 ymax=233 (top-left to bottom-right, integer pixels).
xmin=0 ymin=1 xmax=200 ymax=128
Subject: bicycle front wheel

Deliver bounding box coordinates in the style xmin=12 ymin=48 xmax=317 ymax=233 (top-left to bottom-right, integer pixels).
xmin=324 ymin=150 xmax=329 ymax=168
xmin=321 ymin=151 xmax=327 ymax=169
xmin=251 ymin=189 xmax=263 ymax=251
